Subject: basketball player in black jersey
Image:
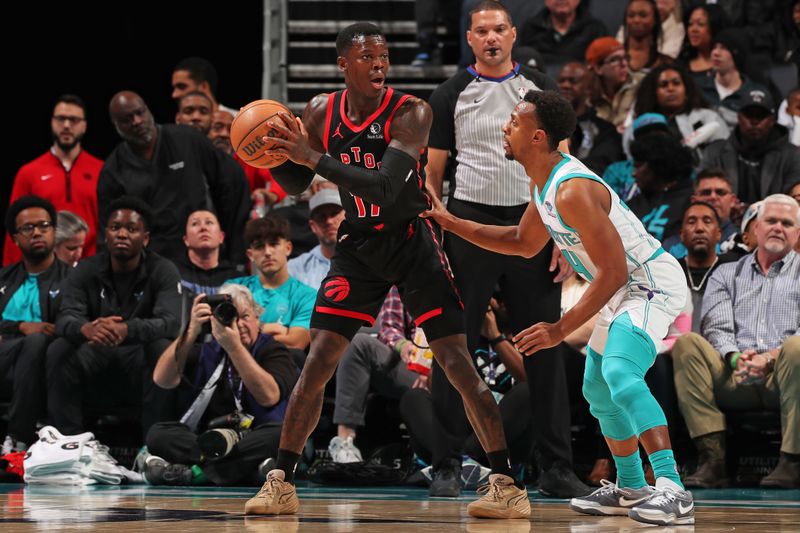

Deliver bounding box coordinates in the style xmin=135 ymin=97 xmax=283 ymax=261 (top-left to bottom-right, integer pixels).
xmin=244 ymin=23 xmax=531 ymax=519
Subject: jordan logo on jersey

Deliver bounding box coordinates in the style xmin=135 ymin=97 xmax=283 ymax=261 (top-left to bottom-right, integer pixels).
xmin=332 ymin=122 xmax=344 ymax=140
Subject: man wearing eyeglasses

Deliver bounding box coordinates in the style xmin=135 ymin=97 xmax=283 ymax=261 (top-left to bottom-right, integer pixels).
xmin=663 ymin=168 xmax=742 ymax=259
xmin=3 ymin=95 xmax=102 ymax=267
xmin=0 ymin=196 xmax=70 ymax=454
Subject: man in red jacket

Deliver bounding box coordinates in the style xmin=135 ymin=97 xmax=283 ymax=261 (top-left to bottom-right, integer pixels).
xmin=4 ymin=95 xmax=102 ymax=265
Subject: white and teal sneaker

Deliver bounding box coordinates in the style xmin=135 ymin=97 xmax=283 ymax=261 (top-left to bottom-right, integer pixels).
xmin=570 ymin=479 xmax=654 ymax=516
xmin=628 ymin=478 xmax=695 ymax=525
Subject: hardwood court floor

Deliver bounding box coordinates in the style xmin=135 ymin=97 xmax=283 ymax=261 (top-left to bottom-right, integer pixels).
xmin=1 ymin=484 xmax=798 ymax=532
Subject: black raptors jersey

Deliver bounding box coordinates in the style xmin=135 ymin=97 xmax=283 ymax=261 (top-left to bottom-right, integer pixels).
xmin=323 ymin=87 xmax=430 ymax=232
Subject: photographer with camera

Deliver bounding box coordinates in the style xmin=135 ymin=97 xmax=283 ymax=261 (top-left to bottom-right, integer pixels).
xmin=144 ymin=283 xmax=298 ymax=486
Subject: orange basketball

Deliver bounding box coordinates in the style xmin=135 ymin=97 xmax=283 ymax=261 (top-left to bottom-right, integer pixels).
xmin=231 ymin=99 xmax=295 ymax=169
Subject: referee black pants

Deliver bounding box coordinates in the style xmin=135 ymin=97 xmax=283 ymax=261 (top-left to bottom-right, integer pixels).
xmin=432 ymin=197 xmax=573 ymax=471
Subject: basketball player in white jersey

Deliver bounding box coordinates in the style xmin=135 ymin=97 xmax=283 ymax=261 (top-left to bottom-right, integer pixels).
xmin=423 ymin=90 xmax=694 ymax=526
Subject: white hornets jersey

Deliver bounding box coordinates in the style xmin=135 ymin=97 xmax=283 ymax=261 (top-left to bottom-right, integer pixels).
xmin=533 ymin=153 xmax=663 ymax=282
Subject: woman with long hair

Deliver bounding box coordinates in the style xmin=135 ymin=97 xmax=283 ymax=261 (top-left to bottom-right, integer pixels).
xmin=630 ymin=63 xmax=729 ymax=160
xmin=618 ymin=0 xmax=674 ymax=73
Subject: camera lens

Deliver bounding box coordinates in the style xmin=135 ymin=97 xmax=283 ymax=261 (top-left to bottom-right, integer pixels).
xmin=213 ymin=301 xmax=238 ymax=326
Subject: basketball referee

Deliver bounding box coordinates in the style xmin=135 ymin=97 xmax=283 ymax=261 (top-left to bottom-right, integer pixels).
xmin=425 ymin=0 xmax=590 ymax=498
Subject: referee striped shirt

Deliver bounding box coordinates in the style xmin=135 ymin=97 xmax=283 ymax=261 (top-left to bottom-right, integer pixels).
xmin=428 ymin=63 xmax=557 ymax=206
xmin=700 ymin=251 xmax=800 ymax=358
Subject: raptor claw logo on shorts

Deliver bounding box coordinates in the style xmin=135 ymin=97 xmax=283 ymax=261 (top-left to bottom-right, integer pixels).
xmin=324 ymin=277 xmax=350 ymax=302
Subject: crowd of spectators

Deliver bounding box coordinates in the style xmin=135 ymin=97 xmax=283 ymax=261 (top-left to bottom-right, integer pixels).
xmin=1 ymin=0 xmax=798 ymax=491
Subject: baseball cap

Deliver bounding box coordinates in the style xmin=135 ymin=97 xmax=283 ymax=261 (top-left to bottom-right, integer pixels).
xmin=740 ymin=200 xmax=764 ymax=233
xmin=738 ymin=89 xmax=776 ymax=115
xmin=585 ymin=37 xmax=624 ymax=67
xmin=633 ymin=113 xmax=668 ymax=133
xmin=309 ymin=188 xmax=342 ymax=216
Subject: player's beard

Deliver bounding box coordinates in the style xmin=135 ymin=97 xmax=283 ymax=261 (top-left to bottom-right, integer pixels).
xmin=53 ymin=130 xmax=84 ymax=152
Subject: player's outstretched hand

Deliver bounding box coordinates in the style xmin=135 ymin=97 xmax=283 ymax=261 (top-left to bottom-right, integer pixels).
xmin=421 ymin=184 xmax=454 ymax=230
xmin=513 ymin=321 xmax=565 ymax=356
xmin=265 ymin=113 xmax=317 ymax=167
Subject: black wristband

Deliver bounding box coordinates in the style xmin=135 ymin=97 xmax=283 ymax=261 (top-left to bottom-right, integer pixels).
xmin=489 ymin=334 xmax=507 ymax=347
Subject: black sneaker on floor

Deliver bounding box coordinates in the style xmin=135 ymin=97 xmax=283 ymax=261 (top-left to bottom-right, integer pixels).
xmin=538 ymin=463 xmax=593 ymax=498
xmin=429 ymin=458 xmax=462 ymax=497
xmin=144 ymin=455 xmax=193 ymax=486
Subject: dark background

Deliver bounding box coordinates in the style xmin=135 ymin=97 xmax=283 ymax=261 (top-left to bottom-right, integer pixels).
xmin=3 ymin=2 xmax=264 ymax=253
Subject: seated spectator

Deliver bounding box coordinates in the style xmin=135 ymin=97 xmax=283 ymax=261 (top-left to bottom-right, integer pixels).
xmin=705 ymin=29 xmax=770 ymax=128
xmin=617 ymin=0 xmax=674 ymax=73
xmin=171 ymin=56 xmax=238 ymax=116
xmin=144 ymin=285 xmax=298 ymax=486
xmin=770 ymin=0 xmax=800 ymax=68
xmin=227 ymin=214 xmax=316 ymax=351
xmin=672 ymin=193 xmax=800 ymax=489
xmin=328 ymin=286 xmax=422 ymax=464
xmin=98 ymin=91 xmax=250 ymax=267
xmin=627 ymin=131 xmax=695 ymax=242
xmin=663 ymin=168 xmax=740 ymax=257
xmin=674 ymin=201 xmax=736 ymax=331
xmin=399 ymin=295 xmax=530 ymax=497
xmin=557 ymin=62 xmax=623 ymax=176
xmin=627 ymin=64 xmax=729 ymax=163
xmin=287 ymin=188 xmax=344 ymax=290
xmin=720 ymin=199 xmax=763 ymax=261
xmin=617 ymin=0 xmax=684 ymax=59
xmin=602 ymin=112 xmax=670 ymax=201
xmin=54 ymin=211 xmax=89 ymax=267
xmin=677 ymin=3 xmax=730 ymax=104
xmin=777 ymin=87 xmax=800 ymax=147
xmin=46 ymin=196 xmax=182 ymax=436
xmin=586 ymin=37 xmax=644 ymax=132
xmin=0 ymin=197 xmax=69 ymax=453
xmin=175 ymin=91 xmax=213 ymax=135
xmin=701 ymin=89 xmax=800 ymax=204
xmin=177 ymin=209 xmax=239 ymax=298
xmin=519 ymin=0 xmax=607 ymax=68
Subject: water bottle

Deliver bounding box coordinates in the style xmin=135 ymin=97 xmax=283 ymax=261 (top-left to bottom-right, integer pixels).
xmin=251 ymin=191 xmax=267 ymax=219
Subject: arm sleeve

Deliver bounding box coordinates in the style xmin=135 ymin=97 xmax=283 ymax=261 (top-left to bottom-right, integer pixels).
xmin=126 ymin=260 xmax=182 ymax=343
xmin=699 ymin=265 xmax=739 ymax=358
xmin=270 ymin=160 xmax=315 ymax=195
xmin=314 ymin=147 xmax=418 ymax=207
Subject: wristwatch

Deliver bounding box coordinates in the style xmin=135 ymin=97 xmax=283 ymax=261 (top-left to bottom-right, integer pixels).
xmin=765 ymin=353 xmax=775 ymax=372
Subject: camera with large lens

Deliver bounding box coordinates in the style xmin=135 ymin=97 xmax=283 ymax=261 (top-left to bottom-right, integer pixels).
xmin=197 ymin=412 xmax=254 ymax=459
xmin=200 ymin=293 xmax=238 ymax=335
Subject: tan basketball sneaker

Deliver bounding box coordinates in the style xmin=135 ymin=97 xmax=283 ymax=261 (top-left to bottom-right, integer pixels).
xmin=244 ymin=469 xmax=300 ymax=515
xmin=467 ymin=473 xmax=531 ymax=519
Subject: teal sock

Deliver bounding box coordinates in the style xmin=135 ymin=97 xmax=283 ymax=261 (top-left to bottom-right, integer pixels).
xmin=648 ymin=449 xmax=683 ymax=488
xmin=191 ymin=464 xmax=209 ymax=485
xmin=613 ymin=451 xmax=647 ymax=489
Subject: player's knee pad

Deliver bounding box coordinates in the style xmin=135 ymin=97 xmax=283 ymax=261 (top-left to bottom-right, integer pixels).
xmin=602 ymin=356 xmax=666 ymax=435
xmin=583 ymin=348 xmax=636 ymax=441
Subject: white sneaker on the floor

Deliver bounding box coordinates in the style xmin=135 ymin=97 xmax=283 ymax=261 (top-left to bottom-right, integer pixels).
xmin=570 ymin=479 xmax=654 ymax=516
xmin=328 ymin=435 xmax=363 ymax=463
xmin=628 ymin=478 xmax=695 ymax=526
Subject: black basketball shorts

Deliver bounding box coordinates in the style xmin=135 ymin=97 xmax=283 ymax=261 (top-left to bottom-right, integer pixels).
xmin=311 ymin=217 xmax=465 ymax=342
